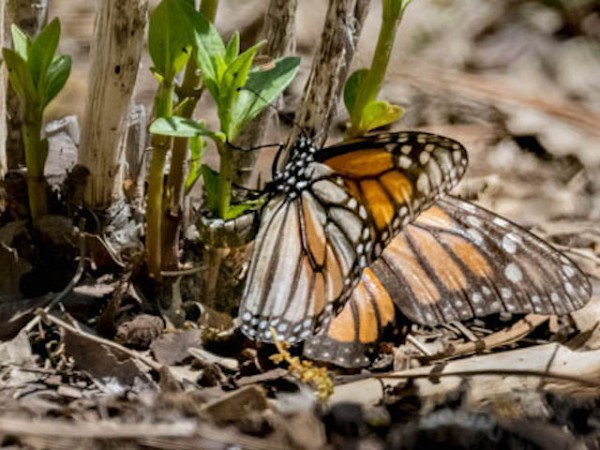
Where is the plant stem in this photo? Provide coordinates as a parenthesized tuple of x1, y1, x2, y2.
(22, 107, 47, 221)
(166, 60, 201, 215)
(161, 1, 219, 270)
(216, 140, 233, 219)
(162, 58, 202, 270)
(146, 79, 174, 278)
(349, 1, 404, 134)
(200, 0, 219, 21)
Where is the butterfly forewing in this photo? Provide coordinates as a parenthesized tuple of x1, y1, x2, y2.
(240, 163, 372, 343)
(372, 196, 592, 325)
(319, 132, 468, 254)
(239, 132, 469, 343)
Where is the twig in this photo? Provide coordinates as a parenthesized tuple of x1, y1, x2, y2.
(24, 233, 87, 333)
(405, 334, 432, 356)
(426, 314, 549, 362)
(451, 321, 478, 342)
(553, 244, 600, 266)
(37, 310, 163, 372)
(371, 368, 600, 389)
(161, 265, 204, 277)
(0, 417, 196, 438)
(288, 0, 371, 148)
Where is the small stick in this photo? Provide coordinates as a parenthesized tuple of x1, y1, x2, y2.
(427, 314, 549, 361)
(372, 368, 600, 389)
(161, 265, 204, 278)
(405, 334, 433, 357)
(451, 321, 478, 342)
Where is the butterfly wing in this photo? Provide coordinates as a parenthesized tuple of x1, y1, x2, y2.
(303, 195, 591, 368)
(372, 195, 592, 324)
(239, 132, 469, 343)
(319, 132, 469, 253)
(239, 163, 372, 344)
(303, 267, 395, 368)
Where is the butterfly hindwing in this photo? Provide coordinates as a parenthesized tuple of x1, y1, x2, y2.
(239, 132, 469, 343)
(303, 267, 395, 368)
(304, 196, 591, 368)
(372, 196, 592, 325)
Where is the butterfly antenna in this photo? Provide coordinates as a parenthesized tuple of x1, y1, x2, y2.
(238, 85, 309, 135)
(238, 86, 319, 175)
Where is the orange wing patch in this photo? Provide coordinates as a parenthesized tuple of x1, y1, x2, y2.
(406, 227, 468, 292)
(384, 234, 441, 305)
(325, 149, 394, 177)
(360, 179, 395, 231)
(304, 267, 396, 367)
(440, 234, 492, 279)
(380, 171, 413, 206)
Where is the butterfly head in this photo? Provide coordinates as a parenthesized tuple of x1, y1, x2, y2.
(271, 136, 319, 197)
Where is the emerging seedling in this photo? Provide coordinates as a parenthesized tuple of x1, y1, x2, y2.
(146, 0, 299, 277)
(2, 18, 72, 221)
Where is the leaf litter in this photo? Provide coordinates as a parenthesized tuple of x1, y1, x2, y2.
(1, 0, 600, 448)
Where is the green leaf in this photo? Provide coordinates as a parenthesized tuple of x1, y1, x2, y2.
(218, 42, 263, 139)
(200, 164, 219, 212)
(29, 18, 61, 86)
(360, 100, 405, 133)
(229, 56, 300, 139)
(2, 48, 35, 103)
(203, 77, 221, 107)
(150, 116, 214, 138)
(223, 41, 264, 95)
(148, 0, 195, 79)
(343, 68, 369, 116)
(185, 135, 207, 194)
(40, 55, 71, 109)
(224, 198, 265, 220)
(172, 96, 192, 116)
(192, 11, 226, 82)
(149, 67, 165, 84)
(10, 25, 30, 60)
(225, 31, 240, 65)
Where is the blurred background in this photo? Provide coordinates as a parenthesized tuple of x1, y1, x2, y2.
(45, 0, 600, 272)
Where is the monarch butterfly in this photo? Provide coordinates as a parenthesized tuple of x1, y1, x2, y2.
(238, 131, 591, 365)
(304, 196, 591, 367)
(239, 132, 468, 341)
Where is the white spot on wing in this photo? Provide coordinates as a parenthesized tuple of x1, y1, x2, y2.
(502, 233, 522, 254)
(493, 217, 509, 227)
(565, 282, 575, 295)
(505, 263, 523, 283)
(466, 216, 482, 227)
(467, 228, 484, 244)
(416, 173, 430, 194)
(562, 265, 576, 278)
(399, 155, 412, 169)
